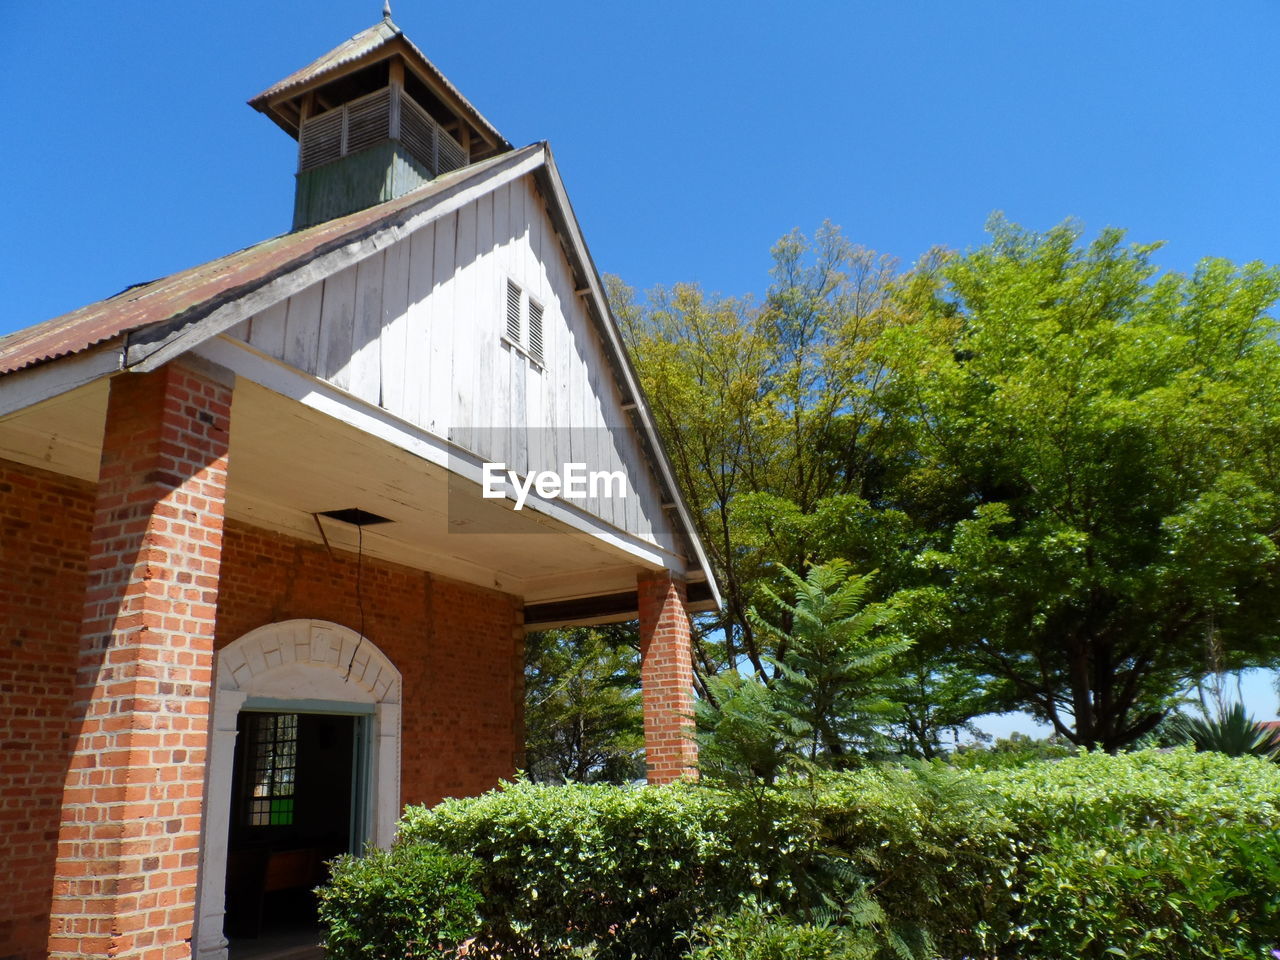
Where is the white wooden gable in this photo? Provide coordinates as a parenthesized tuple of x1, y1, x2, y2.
(225, 172, 671, 554)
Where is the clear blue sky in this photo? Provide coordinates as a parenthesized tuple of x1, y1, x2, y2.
(3, 2, 1278, 329)
(2, 3, 1276, 731)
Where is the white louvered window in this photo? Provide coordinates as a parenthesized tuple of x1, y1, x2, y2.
(502, 280, 545, 367)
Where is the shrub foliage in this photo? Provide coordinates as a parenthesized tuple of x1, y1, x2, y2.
(316, 843, 483, 959)
(321, 750, 1280, 959)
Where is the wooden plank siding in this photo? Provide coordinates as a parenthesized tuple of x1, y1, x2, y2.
(227, 174, 671, 549)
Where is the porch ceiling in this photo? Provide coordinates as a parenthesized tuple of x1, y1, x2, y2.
(226, 379, 652, 602)
(0, 376, 678, 608)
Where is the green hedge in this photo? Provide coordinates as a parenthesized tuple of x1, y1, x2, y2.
(685, 906, 882, 960)
(401, 780, 740, 958)
(398, 765, 1003, 958)
(316, 843, 483, 959)
(978, 749, 1280, 959)
(323, 749, 1280, 960)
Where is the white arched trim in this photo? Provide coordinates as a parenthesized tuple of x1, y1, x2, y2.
(195, 620, 403, 960)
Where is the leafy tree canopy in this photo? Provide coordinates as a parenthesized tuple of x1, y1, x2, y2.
(883, 217, 1280, 748)
(524, 626, 643, 783)
(618, 216, 1280, 752)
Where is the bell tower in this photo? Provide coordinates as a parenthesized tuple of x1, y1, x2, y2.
(250, 7, 511, 230)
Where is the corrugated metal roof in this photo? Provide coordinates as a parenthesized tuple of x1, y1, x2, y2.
(251, 20, 399, 105)
(0, 147, 536, 376)
(248, 17, 510, 151)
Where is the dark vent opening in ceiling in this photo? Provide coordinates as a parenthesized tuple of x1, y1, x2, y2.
(318, 508, 393, 526)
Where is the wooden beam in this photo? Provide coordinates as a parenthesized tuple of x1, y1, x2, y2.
(524, 579, 716, 627)
(524, 591, 638, 627)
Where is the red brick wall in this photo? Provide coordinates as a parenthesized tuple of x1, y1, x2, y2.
(0, 383, 524, 960)
(0, 460, 94, 960)
(213, 522, 524, 806)
(637, 572, 698, 783)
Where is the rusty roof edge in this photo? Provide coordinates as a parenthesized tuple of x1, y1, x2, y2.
(0, 330, 114, 375)
(0, 334, 126, 387)
(247, 20, 399, 108)
(124, 145, 544, 373)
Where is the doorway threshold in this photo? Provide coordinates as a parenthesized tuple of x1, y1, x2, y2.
(228, 925, 324, 960)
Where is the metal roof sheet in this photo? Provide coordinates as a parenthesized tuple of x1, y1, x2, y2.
(248, 17, 510, 151)
(0, 147, 536, 376)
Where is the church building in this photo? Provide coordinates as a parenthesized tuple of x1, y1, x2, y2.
(0, 13, 715, 960)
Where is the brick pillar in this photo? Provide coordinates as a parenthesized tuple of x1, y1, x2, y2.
(49, 364, 232, 960)
(636, 571, 698, 784)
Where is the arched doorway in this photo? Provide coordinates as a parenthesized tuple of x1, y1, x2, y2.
(195, 620, 402, 960)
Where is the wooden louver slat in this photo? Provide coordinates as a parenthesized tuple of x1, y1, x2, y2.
(528, 299, 544, 362)
(296, 87, 471, 177)
(399, 90, 469, 177)
(398, 91, 437, 173)
(345, 88, 391, 155)
(299, 109, 343, 171)
(437, 129, 468, 174)
(506, 280, 522, 342)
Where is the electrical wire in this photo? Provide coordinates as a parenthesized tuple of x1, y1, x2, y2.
(344, 523, 367, 682)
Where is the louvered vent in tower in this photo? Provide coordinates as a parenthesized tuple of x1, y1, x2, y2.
(399, 91, 469, 177)
(528, 299, 544, 362)
(437, 127, 467, 172)
(506, 280, 522, 341)
(299, 109, 343, 171)
(346, 88, 391, 153)
(297, 88, 393, 173)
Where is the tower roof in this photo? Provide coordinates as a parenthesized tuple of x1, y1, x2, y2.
(248, 17, 510, 158)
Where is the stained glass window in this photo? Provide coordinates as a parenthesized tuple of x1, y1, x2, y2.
(246, 713, 297, 826)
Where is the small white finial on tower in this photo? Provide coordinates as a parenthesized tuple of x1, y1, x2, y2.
(382, 0, 392, 19)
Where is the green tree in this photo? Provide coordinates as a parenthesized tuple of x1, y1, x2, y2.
(883, 217, 1280, 750)
(888, 656, 995, 759)
(614, 225, 908, 686)
(523, 626, 643, 783)
(751, 561, 907, 764)
(698, 560, 908, 778)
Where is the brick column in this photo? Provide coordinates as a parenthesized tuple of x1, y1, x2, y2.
(49, 364, 232, 960)
(636, 571, 698, 783)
